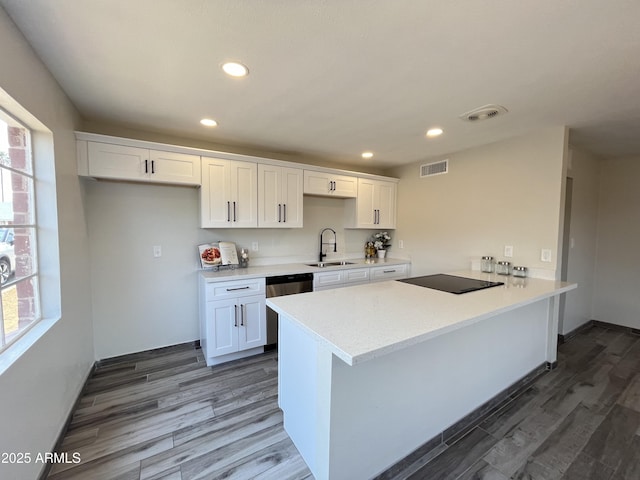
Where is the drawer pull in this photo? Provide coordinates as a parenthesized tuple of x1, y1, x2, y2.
(226, 286, 251, 291)
(383, 269, 397, 273)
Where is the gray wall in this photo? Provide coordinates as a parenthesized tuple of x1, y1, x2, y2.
(85, 179, 377, 359)
(561, 148, 601, 334)
(388, 127, 569, 279)
(592, 156, 640, 329)
(0, 8, 93, 480)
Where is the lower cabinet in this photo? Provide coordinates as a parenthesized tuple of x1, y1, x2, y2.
(313, 263, 409, 291)
(313, 268, 370, 291)
(200, 277, 266, 366)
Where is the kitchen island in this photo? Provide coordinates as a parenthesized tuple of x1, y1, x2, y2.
(266, 271, 576, 480)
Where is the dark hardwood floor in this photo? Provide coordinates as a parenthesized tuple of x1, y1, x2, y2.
(47, 324, 640, 479)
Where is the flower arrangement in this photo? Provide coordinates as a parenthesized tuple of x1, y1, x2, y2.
(371, 231, 391, 251)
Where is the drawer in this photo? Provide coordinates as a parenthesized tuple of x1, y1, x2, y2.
(205, 277, 266, 300)
(370, 264, 409, 282)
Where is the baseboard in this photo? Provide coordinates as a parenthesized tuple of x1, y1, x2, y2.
(37, 360, 97, 480)
(559, 319, 640, 344)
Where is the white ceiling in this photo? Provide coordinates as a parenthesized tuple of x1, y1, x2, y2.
(2, 0, 639, 169)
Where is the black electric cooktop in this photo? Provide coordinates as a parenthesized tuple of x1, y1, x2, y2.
(397, 274, 504, 294)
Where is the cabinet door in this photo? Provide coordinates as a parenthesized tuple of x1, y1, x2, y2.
(375, 181, 396, 229)
(354, 179, 376, 228)
(303, 170, 357, 198)
(280, 167, 303, 227)
(238, 294, 266, 350)
(257, 164, 282, 227)
(230, 160, 258, 228)
(304, 170, 333, 196)
(344, 268, 370, 285)
(313, 271, 344, 290)
(87, 142, 149, 181)
(149, 150, 201, 185)
(206, 298, 239, 357)
(201, 157, 232, 228)
(331, 174, 358, 198)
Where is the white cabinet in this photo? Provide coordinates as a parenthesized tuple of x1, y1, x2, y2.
(86, 142, 201, 185)
(304, 170, 358, 198)
(201, 157, 258, 228)
(369, 263, 409, 282)
(345, 178, 397, 229)
(313, 268, 370, 291)
(258, 165, 304, 228)
(200, 277, 266, 366)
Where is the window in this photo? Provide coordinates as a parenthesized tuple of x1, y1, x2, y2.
(0, 111, 40, 353)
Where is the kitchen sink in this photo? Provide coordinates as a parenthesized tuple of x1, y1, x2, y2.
(306, 261, 355, 268)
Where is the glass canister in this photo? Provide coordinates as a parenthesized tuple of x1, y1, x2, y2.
(496, 261, 512, 275)
(239, 248, 249, 268)
(481, 256, 494, 273)
(512, 266, 528, 278)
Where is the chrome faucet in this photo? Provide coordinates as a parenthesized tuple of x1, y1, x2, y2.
(319, 228, 337, 262)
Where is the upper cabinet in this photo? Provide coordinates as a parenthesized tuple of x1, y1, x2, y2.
(201, 157, 258, 228)
(84, 142, 201, 185)
(303, 170, 358, 198)
(76, 133, 399, 231)
(258, 165, 303, 228)
(345, 178, 397, 229)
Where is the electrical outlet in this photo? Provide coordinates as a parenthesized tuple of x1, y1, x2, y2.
(153, 245, 162, 258)
(399, 240, 404, 249)
(541, 249, 552, 262)
(504, 245, 513, 258)
(251, 242, 259, 251)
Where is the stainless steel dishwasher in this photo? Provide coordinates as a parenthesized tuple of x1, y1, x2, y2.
(265, 273, 313, 348)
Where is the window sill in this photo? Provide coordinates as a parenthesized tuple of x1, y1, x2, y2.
(0, 316, 60, 377)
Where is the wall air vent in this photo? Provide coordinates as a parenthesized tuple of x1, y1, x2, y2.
(420, 159, 448, 177)
(459, 104, 508, 122)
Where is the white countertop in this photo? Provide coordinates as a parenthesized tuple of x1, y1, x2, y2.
(199, 257, 410, 282)
(267, 270, 577, 366)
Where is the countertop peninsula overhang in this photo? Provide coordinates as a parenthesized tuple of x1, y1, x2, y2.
(267, 270, 577, 366)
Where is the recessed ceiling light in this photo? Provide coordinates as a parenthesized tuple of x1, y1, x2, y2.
(222, 62, 249, 77)
(426, 128, 443, 138)
(362, 152, 374, 159)
(200, 118, 218, 127)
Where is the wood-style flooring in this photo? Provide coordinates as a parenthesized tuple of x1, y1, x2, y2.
(47, 324, 640, 479)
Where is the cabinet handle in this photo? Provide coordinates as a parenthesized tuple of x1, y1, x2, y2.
(226, 286, 251, 291)
(383, 269, 397, 273)
(227, 201, 231, 222)
(233, 201, 237, 222)
(332, 180, 336, 191)
(144, 159, 149, 174)
(151, 160, 155, 174)
(240, 304, 245, 326)
(278, 204, 282, 223)
(234, 305, 238, 327)
(283, 203, 287, 223)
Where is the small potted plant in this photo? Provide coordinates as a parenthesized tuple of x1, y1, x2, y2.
(372, 231, 391, 259)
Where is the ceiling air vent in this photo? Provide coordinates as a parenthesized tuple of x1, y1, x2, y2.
(420, 159, 448, 178)
(459, 104, 508, 122)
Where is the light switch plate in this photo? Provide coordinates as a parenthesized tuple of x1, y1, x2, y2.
(153, 245, 162, 258)
(504, 245, 513, 257)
